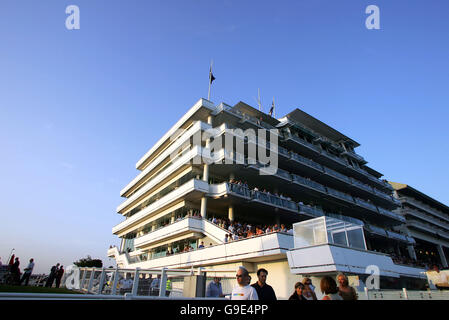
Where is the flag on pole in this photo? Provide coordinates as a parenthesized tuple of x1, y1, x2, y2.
(269, 99, 274, 117)
(209, 66, 216, 84)
(208, 61, 215, 100)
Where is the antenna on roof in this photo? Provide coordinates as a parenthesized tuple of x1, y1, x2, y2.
(257, 88, 262, 112)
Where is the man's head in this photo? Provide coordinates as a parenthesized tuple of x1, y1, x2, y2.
(236, 266, 249, 286)
(56, 263, 60, 267)
(257, 268, 268, 286)
(30, 258, 34, 263)
(213, 277, 221, 284)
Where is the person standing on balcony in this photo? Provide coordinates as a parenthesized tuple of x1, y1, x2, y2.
(231, 266, 258, 300)
(251, 268, 277, 301)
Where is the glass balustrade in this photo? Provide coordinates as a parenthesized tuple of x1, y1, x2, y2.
(298, 204, 324, 217)
(292, 174, 327, 192)
(326, 187, 354, 202)
(351, 178, 374, 192)
(323, 167, 351, 183)
(355, 198, 377, 211)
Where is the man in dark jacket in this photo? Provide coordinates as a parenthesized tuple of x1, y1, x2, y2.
(45, 263, 60, 287)
(55, 265, 64, 288)
(251, 268, 277, 301)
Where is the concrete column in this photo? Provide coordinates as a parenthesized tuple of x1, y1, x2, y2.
(407, 245, 417, 261)
(200, 197, 207, 219)
(171, 215, 175, 223)
(437, 244, 448, 268)
(152, 225, 156, 231)
(200, 115, 213, 220)
(228, 205, 234, 222)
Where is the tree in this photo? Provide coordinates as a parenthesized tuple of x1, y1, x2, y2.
(73, 255, 103, 268)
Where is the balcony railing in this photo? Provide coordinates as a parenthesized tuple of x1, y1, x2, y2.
(355, 198, 378, 212)
(326, 187, 355, 203)
(290, 152, 323, 171)
(373, 188, 394, 201)
(377, 206, 406, 222)
(251, 190, 298, 212)
(298, 204, 324, 217)
(320, 149, 348, 167)
(323, 166, 351, 183)
(292, 174, 327, 193)
(342, 150, 365, 163)
(228, 183, 252, 198)
(283, 132, 321, 152)
(403, 209, 449, 231)
(402, 196, 449, 223)
(351, 178, 374, 193)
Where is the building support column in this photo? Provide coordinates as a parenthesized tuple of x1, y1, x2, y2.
(228, 205, 234, 222)
(407, 245, 417, 261)
(437, 244, 448, 268)
(200, 115, 213, 220)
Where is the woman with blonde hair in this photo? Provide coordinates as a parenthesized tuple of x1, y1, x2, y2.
(301, 277, 317, 300)
(337, 273, 358, 300)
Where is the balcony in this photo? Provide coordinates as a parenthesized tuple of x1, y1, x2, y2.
(354, 198, 378, 212)
(134, 217, 229, 250)
(323, 166, 351, 184)
(403, 208, 449, 232)
(377, 206, 405, 222)
(341, 151, 366, 164)
(319, 149, 349, 167)
(298, 203, 325, 217)
(326, 187, 355, 203)
(227, 183, 252, 199)
(373, 188, 394, 202)
(407, 220, 440, 235)
(290, 152, 324, 172)
(110, 232, 294, 269)
(251, 190, 298, 212)
(112, 179, 209, 235)
(350, 177, 374, 193)
(283, 132, 321, 153)
(292, 174, 327, 193)
(402, 197, 449, 223)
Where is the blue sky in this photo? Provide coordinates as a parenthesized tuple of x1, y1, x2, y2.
(0, 0, 448, 274)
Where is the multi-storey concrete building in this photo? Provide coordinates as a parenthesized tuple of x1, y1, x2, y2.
(389, 181, 449, 269)
(108, 98, 427, 298)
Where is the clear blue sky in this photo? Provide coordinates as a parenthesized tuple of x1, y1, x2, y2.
(1, 0, 448, 274)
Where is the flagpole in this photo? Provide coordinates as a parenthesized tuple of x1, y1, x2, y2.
(208, 60, 213, 100)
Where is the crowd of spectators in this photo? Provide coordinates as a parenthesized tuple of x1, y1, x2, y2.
(229, 179, 293, 201)
(208, 216, 292, 242)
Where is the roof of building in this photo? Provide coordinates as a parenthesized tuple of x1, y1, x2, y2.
(388, 181, 449, 215)
(282, 108, 361, 147)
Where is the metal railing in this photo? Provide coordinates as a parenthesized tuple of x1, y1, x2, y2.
(362, 288, 449, 300)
